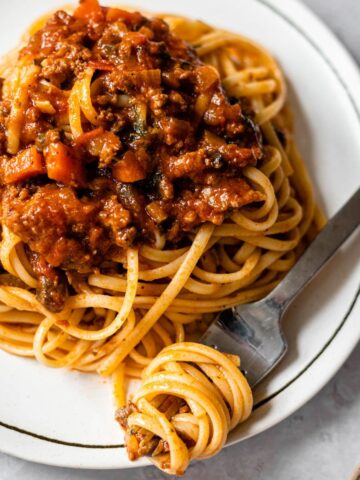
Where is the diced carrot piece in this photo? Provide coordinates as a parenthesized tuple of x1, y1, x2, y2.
(3, 146, 45, 184)
(106, 8, 143, 24)
(112, 150, 146, 183)
(87, 61, 115, 72)
(74, 0, 104, 22)
(125, 32, 148, 47)
(196, 65, 219, 91)
(72, 127, 104, 147)
(45, 142, 85, 186)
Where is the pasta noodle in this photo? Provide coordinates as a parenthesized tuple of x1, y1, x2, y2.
(115, 343, 252, 475)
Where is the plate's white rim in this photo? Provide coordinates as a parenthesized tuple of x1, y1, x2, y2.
(0, 0, 359, 469)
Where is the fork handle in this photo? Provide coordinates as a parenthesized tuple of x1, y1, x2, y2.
(267, 187, 360, 312)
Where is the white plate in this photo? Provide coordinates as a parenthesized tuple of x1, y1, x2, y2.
(0, 0, 359, 470)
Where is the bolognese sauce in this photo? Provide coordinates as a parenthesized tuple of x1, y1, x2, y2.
(0, 0, 264, 311)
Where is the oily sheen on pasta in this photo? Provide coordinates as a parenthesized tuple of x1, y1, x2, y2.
(0, 0, 325, 474)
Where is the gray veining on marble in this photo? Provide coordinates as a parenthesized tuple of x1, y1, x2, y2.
(1, 1, 360, 479)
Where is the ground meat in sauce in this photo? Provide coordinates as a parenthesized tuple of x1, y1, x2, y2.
(0, 0, 264, 310)
(115, 398, 190, 461)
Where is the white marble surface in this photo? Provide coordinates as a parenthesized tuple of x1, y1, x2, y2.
(1, 1, 360, 479)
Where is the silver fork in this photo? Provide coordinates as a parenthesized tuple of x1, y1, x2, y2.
(201, 187, 360, 387)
